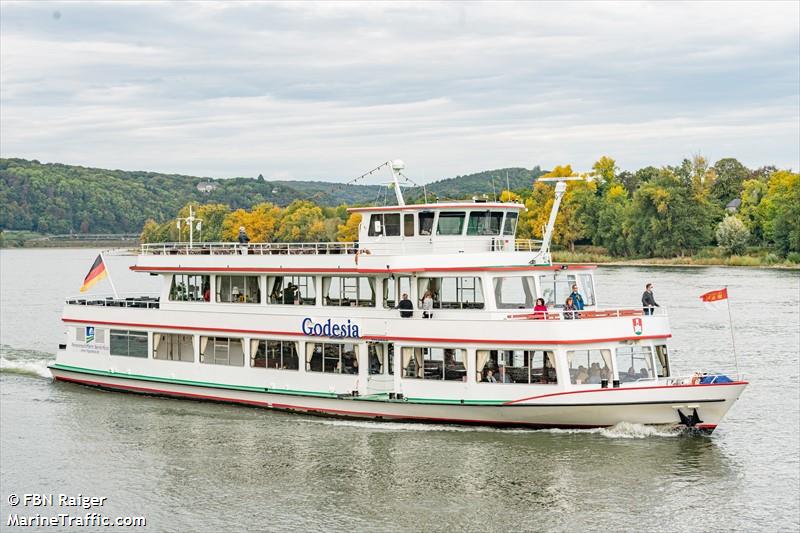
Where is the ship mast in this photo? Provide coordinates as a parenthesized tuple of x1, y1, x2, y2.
(537, 176, 583, 257)
(389, 160, 406, 206)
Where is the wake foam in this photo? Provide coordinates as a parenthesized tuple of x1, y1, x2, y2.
(0, 346, 53, 379)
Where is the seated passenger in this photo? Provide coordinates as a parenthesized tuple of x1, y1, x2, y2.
(639, 367, 650, 379)
(575, 365, 589, 383)
(586, 367, 602, 384)
(533, 298, 548, 319)
(626, 366, 637, 382)
(497, 365, 514, 383)
(485, 369, 497, 383)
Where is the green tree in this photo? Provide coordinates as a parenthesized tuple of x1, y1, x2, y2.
(595, 184, 630, 255)
(716, 215, 750, 255)
(760, 170, 800, 255)
(274, 200, 328, 242)
(711, 158, 750, 206)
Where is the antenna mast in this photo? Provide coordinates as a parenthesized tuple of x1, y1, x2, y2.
(537, 176, 583, 257)
(389, 160, 406, 206)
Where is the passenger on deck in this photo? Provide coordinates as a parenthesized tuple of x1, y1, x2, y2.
(203, 283, 210, 302)
(421, 290, 434, 319)
(283, 283, 297, 304)
(485, 369, 497, 383)
(626, 366, 637, 381)
(238, 226, 250, 255)
(398, 293, 414, 318)
(563, 297, 579, 319)
(639, 367, 650, 379)
(642, 283, 659, 316)
(533, 298, 548, 319)
(569, 284, 585, 310)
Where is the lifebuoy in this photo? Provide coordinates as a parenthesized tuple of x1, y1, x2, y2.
(354, 249, 371, 265)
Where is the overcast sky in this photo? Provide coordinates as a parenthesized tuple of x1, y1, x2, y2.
(1, 1, 798, 182)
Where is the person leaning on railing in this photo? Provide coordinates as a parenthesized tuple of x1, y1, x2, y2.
(641, 283, 659, 316)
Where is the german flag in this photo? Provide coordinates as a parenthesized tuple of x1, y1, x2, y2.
(80, 254, 107, 292)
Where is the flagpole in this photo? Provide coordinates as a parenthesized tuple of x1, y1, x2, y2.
(101, 251, 120, 300)
(725, 285, 740, 378)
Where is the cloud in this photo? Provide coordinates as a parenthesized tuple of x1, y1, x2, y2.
(1, 1, 798, 181)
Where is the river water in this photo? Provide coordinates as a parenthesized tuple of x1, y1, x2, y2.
(1, 249, 798, 532)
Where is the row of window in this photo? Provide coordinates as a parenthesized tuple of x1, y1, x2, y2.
(101, 328, 668, 383)
(367, 211, 518, 238)
(169, 273, 597, 309)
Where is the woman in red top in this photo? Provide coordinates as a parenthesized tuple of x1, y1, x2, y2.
(533, 298, 547, 320)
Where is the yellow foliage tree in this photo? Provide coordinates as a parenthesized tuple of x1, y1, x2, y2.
(274, 200, 328, 242)
(221, 202, 282, 242)
(500, 190, 521, 203)
(541, 164, 576, 178)
(337, 213, 362, 242)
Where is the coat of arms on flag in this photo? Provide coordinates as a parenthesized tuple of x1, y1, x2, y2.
(632, 317, 643, 335)
(700, 288, 729, 310)
(85, 326, 95, 344)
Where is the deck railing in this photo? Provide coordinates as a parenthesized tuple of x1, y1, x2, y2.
(140, 238, 544, 256)
(505, 306, 667, 321)
(66, 294, 160, 309)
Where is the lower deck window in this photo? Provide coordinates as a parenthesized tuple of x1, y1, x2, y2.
(568, 349, 612, 384)
(655, 345, 670, 377)
(251, 340, 299, 370)
(401, 347, 466, 381)
(616, 346, 655, 382)
(153, 333, 193, 362)
(200, 336, 244, 366)
(110, 329, 147, 358)
(368, 342, 394, 375)
(476, 350, 557, 384)
(306, 342, 358, 374)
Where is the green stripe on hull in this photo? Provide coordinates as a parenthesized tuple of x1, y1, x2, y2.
(48, 363, 507, 405)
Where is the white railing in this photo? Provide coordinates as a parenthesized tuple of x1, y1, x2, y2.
(140, 238, 544, 256)
(505, 306, 668, 321)
(66, 293, 160, 309)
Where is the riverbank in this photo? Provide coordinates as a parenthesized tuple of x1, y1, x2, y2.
(552, 249, 800, 268)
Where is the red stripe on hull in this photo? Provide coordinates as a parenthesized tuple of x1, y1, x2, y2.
(61, 318, 670, 345)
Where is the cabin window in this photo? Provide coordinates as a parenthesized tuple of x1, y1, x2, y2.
(502, 212, 518, 236)
(368, 342, 394, 375)
(169, 274, 210, 302)
(216, 275, 261, 304)
(251, 340, 299, 370)
(436, 212, 466, 235)
(578, 274, 596, 306)
(368, 213, 401, 237)
(467, 211, 503, 236)
(200, 336, 244, 366)
(110, 329, 148, 358)
(403, 213, 415, 236)
(401, 347, 467, 381)
(476, 350, 557, 384)
(152, 333, 193, 362)
(567, 349, 613, 384)
(383, 276, 412, 308)
(493, 276, 536, 309)
(418, 212, 435, 236)
(267, 276, 316, 305)
(538, 274, 576, 308)
(655, 345, 670, 377)
(306, 342, 358, 374)
(323, 277, 375, 307)
(616, 346, 655, 382)
(419, 277, 484, 309)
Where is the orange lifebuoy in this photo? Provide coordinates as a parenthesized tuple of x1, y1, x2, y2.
(354, 249, 371, 265)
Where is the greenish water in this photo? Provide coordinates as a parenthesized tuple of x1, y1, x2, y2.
(1, 249, 798, 532)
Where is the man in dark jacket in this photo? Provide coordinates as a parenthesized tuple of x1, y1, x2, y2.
(238, 226, 250, 255)
(642, 283, 659, 315)
(398, 293, 414, 318)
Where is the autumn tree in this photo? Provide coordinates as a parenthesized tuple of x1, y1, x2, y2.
(274, 200, 328, 242)
(337, 213, 362, 242)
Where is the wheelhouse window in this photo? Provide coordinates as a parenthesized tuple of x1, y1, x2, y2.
(617, 346, 655, 382)
(655, 345, 670, 377)
(436, 212, 466, 236)
(467, 211, 503, 236)
(368, 342, 394, 375)
(110, 329, 148, 358)
(538, 274, 576, 308)
(383, 276, 412, 308)
(170, 274, 210, 302)
(368, 213, 401, 237)
(493, 276, 536, 309)
(578, 273, 596, 306)
(403, 213, 415, 236)
(306, 342, 358, 374)
(251, 340, 299, 370)
(502, 212, 518, 236)
(401, 347, 466, 381)
(323, 277, 375, 307)
(153, 333, 193, 362)
(419, 277, 484, 309)
(476, 350, 557, 384)
(267, 276, 316, 305)
(216, 275, 261, 304)
(568, 349, 612, 384)
(200, 336, 244, 366)
(418, 211, 435, 236)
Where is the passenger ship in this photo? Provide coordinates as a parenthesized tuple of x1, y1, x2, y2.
(50, 161, 747, 433)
